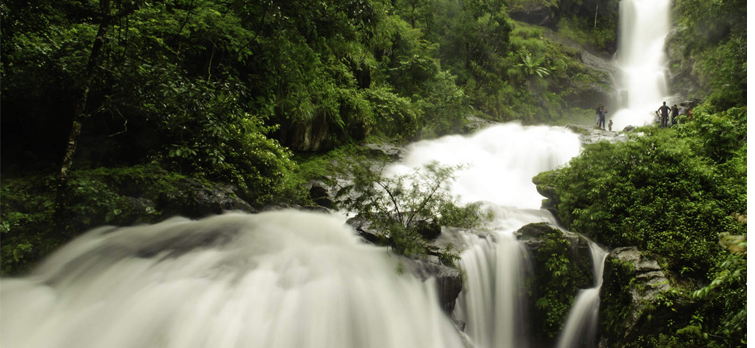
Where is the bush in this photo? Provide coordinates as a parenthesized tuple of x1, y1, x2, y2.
(552, 125, 745, 276)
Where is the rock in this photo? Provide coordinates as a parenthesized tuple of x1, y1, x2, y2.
(622, 125, 635, 132)
(308, 181, 336, 209)
(599, 247, 675, 345)
(463, 116, 497, 133)
(400, 256, 463, 315)
(509, 5, 556, 28)
(563, 123, 629, 145)
(158, 179, 255, 219)
(346, 216, 386, 245)
(363, 143, 404, 160)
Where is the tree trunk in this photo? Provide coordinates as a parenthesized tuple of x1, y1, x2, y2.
(594, 0, 599, 28)
(55, 0, 113, 214)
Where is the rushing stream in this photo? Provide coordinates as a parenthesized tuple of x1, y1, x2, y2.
(1, 212, 465, 348)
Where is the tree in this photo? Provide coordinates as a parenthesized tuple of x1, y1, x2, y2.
(55, 0, 142, 215)
(339, 160, 486, 258)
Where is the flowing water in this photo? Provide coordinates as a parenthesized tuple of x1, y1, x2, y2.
(1, 212, 465, 348)
(1, 123, 585, 348)
(388, 123, 584, 348)
(555, 242, 609, 348)
(611, 0, 673, 130)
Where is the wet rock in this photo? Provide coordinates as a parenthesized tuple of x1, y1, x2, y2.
(308, 180, 336, 209)
(463, 116, 497, 134)
(363, 143, 404, 160)
(564, 123, 629, 145)
(346, 218, 465, 315)
(158, 179, 255, 219)
(261, 203, 331, 214)
(599, 247, 674, 345)
(401, 256, 463, 315)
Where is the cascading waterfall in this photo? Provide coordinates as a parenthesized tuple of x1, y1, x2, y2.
(454, 233, 532, 348)
(387, 123, 583, 348)
(611, 0, 673, 130)
(0, 211, 465, 348)
(555, 241, 609, 348)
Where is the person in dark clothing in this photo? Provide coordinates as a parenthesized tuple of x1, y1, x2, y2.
(671, 104, 679, 125)
(595, 105, 601, 127)
(657, 101, 670, 127)
(599, 106, 607, 129)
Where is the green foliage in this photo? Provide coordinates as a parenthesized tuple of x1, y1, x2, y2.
(551, 121, 745, 276)
(541, 100, 746, 347)
(516, 49, 550, 78)
(674, 0, 747, 111)
(339, 160, 486, 260)
(556, 14, 617, 52)
(0, 165, 179, 275)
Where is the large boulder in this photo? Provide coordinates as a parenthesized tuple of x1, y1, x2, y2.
(598, 247, 678, 347)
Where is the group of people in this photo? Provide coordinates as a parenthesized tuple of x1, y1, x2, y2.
(592, 101, 693, 131)
(595, 105, 613, 131)
(656, 101, 690, 127)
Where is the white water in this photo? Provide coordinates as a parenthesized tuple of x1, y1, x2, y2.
(388, 123, 583, 348)
(555, 242, 609, 348)
(454, 233, 532, 348)
(1, 212, 465, 348)
(611, 0, 673, 130)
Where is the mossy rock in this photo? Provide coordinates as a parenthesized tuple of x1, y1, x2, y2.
(514, 222, 594, 345)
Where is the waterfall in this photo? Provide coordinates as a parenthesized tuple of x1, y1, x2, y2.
(611, 0, 673, 130)
(0, 211, 465, 348)
(454, 232, 532, 348)
(387, 123, 583, 348)
(555, 242, 609, 348)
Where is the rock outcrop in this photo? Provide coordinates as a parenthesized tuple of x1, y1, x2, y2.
(564, 123, 630, 145)
(598, 247, 676, 346)
(514, 222, 595, 344)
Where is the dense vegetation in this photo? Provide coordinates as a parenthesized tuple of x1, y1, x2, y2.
(1, 0, 617, 275)
(533, 0, 746, 345)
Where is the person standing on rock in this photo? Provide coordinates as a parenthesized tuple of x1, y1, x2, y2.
(657, 101, 671, 128)
(608, 119, 613, 131)
(595, 105, 601, 128)
(599, 106, 607, 130)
